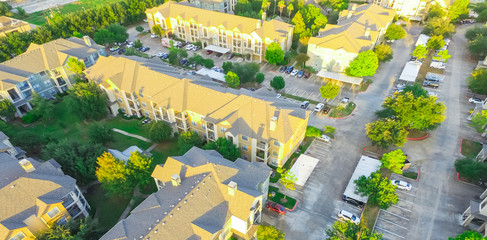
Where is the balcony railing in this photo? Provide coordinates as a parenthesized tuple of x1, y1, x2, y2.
(257, 142, 268, 150)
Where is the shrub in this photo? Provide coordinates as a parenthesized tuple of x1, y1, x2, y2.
(305, 126, 322, 137)
(21, 112, 40, 124)
(135, 26, 144, 32)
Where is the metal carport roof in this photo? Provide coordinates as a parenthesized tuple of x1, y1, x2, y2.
(204, 45, 231, 54)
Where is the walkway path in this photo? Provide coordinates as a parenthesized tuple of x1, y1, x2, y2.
(112, 128, 151, 142)
(118, 188, 150, 221)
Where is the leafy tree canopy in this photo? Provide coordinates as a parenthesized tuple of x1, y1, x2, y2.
(305, 126, 322, 137)
(354, 170, 398, 209)
(96, 152, 133, 196)
(470, 110, 487, 133)
(366, 119, 408, 149)
(0, 2, 12, 16)
(423, 17, 455, 38)
(427, 3, 446, 19)
(455, 157, 487, 183)
(202, 137, 241, 161)
(433, 49, 451, 63)
(270, 76, 285, 90)
(66, 58, 86, 75)
(426, 35, 446, 50)
(346, 50, 379, 77)
(148, 120, 173, 142)
(465, 26, 487, 41)
(449, 230, 486, 240)
(178, 131, 203, 154)
(401, 83, 428, 98)
(0, 99, 15, 120)
(257, 225, 285, 240)
(225, 71, 240, 88)
(385, 24, 406, 40)
(448, 0, 469, 21)
(469, 69, 487, 95)
(281, 169, 297, 190)
(36, 217, 102, 240)
(468, 36, 487, 57)
(381, 149, 406, 174)
(325, 221, 383, 240)
(65, 82, 107, 120)
(256, 72, 265, 84)
(412, 45, 428, 59)
(320, 84, 340, 100)
(374, 44, 393, 62)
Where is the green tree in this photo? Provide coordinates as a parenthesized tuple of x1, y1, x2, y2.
(455, 157, 487, 182)
(434, 49, 451, 62)
(152, 25, 164, 36)
(178, 130, 203, 154)
(477, 9, 487, 23)
(320, 84, 339, 101)
(427, 3, 446, 19)
(30, 92, 54, 121)
(278, 0, 286, 16)
(203, 58, 214, 68)
(96, 152, 133, 196)
(36, 217, 102, 240)
(94, 29, 113, 45)
(135, 26, 144, 32)
(65, 82, 108, 120)
(66, 57, 86, 75)
(127, 151, 153, 187)
(474, 3, 487, 14)
(470, 110, 487, 133)
(354, 170, 398, 209)
(257, 225, 285, 240)
(88, 122, 114, 145)
(449, 230, 486, 240)
(468, 36, 487, 57)
(202, 137, 241, 161)
(16, 7, 27, 18)
(222, 61, 233, 74)
(0, 2, 12, 16)
(292, 12, 306, 35)
(385, 24, 406, 40)
(107, 23, 129, 43)
(305, 126, 322, 137)
(412, 45, 428, 59)
(225, 71, 240, 88)
(426, 35, 446, 50)
(346, 50, 379, 77)
(381, 149, 406, 174)
(229, 62, 260, 83)
(423, 17, 455, 38)
(366, 119, 408, 149)
(265, 42, 284, 65)
(270, 76, 285, 90)
(326, 221, 383, 240)
(280, 169, 297, 190)
(256, 72, 265, 84)
(374, 44, 393, 62)
(465, 26, 487, 41)
(134, 39, 143, 48)
(401, 83, 428, 98)
(43, 139, 105, 184)
(287, 3, 294, 18)
(0, 99, 16, 120)
(148, 121, 172, 142)
(448, 0, 469, 21)
(295, 53, 310, 68)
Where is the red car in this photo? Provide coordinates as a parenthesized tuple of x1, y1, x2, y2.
(266, 202, 286, 215)
(206, 50, 213, 55)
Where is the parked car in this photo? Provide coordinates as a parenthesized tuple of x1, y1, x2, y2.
(318, 134, 331, 142)
(227, 53, 234, 60)
(140, 46, 150, 52)
(322, 105, 331, 114)
(126, 41, 134, 48)
(206, 50, 213, 55)
(109, 46, 120, 52)
(173, 41, 182, 48)
(391, 180, 412, 191)
(151, 34, 158, 39)
(276, 93, 282, 98)
(142, 118, 152, 124)
(279, 66, 287, 72)
(191, 45, 200, 51)
(300, 101, 309, 109)
(143, 19, 148, 22)
(304, 72, 311, 78)
(338, 210, 360, 225)
(314, 103, 325, 112)
(180, 58, 189, 65)
(188, 70, 196, 75)
(267, 202, 286, 215)
(297, 70, 304, 78)
(157, 52, 164, 58)
(469, 98, 484, 104)
(286, 66, 294, 74)
(427, 91, 438, 97)
(340, 97, 350, 103)
(423, 81, 439, 89)
(216, 52, 223, 57)
(291, 69, 299, 76)
(161, 53, 169, 59)
(118, 49, 125, 54)
(186, 44, 194, 51)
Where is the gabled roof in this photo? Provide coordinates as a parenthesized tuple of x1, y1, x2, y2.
(146, 1, 293, 41)
(0, 37, 102, 90)
(0, 16, 30, 34)
(85, 56, 309, 143)
(102, 147, 271, 240)
(339, 4, 395, 30)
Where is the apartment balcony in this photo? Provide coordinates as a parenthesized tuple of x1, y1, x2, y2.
(176, 120, 185, 129)
(256, 149, 267, 162)
(257, 141, 269, 150)
(206, 122, 214, 131)
(67, 204, 82, 218)
(62, 196, 75, 209)
(208, 132, 215, 141)
(18, 83, 30, 91)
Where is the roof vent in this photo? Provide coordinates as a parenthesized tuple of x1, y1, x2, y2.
(19, 159, 35, 173)
(171, 174, 181, 187)
(228, 181, 237, 196)
(270, 116, 278, 131)
(364, 28, 370, 38)
(83, 36, 92, 47)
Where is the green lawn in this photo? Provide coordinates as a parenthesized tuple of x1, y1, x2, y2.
(329, 102, 356, 118)
(108, 132, 153, 151)
(362, 202, 379, 230)
(85, 184, 131, 232)
(268, 186, 297, 210)
(280, 93, 320, 105)
(104, 117, 150, 138)
(403, 171, 418, 180)
(150, 139, 179, 166)
(16, 0, 125, 25)
(461, 139, 483, 157)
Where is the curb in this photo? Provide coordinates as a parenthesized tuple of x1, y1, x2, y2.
(406, 132, 429, 140)
(460, 138, 463, 155)
(414, 170, 420, 181)
(358, 83, 370, 93)
(328, 104, 357, 120)
(456, 172, 481, 187)
(288, 200, 299, 211)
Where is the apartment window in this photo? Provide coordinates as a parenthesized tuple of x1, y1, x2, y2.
(220, 127, 227, 133)
(145, 111, 150, 117)
(241, 135, 248, 141)
(39, 71, 47, 76)
(142, 102, 147, 107)
(57, 217, 67, 225)
(44, 80, 52, 86)
(9, 232, 26, 240)
(192, 121, 197, 126)
(47, 207, 61, 218)
(273, 141, 280, 147)
(242, 155, 248, 160)
(118, 98, 122, 103)
(121, 107, 126, 112)
(241, 145, 249, 151)
(139, 92, 144, 98)
(271, 158, 278, 166)
(273, 151, 278, 157)
(114, 89, 119, 93)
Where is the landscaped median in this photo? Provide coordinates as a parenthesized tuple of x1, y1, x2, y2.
(268, 186, 297, 210)
(328, 102, 356, 119)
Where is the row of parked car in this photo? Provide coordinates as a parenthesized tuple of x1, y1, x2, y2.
(278, 65, 311, 78)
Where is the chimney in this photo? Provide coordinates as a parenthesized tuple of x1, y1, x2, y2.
(262, 12, 267, 23)
(347, 4, 357, 19)
(352, 4, 357, 10)
(347, 11, 353, 19)
(270, 116, 277, 131)
(256, 20, 261, 29)
(19, 159, 35, 173)
(171, 174, 181, 187)
(83, 36, 92, 47)
(364, 28, 370, 37)
(228, 181, 237, 196)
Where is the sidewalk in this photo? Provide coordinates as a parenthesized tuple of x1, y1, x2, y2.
(112, 128, 151, 142)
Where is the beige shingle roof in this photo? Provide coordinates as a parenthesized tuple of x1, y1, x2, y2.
(146, 1, 293, 41)
(85, 56, 308, 143)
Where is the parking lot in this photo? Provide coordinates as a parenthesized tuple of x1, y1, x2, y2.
(374, 173, 418, 240)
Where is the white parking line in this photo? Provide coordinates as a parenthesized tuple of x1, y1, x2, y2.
(375, 226, 406, 239)
(391, 204, 412, 212)
(377, 217, 408, 229)
(380, 209, 410, 221)
(397, 197, 415, 205)
(399, 191, 416, 197)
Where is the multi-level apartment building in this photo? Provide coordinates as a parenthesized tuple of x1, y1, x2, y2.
(146, 2, 293, 62)
(0, 137, 90, 239)
(187, 0, 236, 13)
(0, 36, 106, 116)
(0, 131, 26, 160)
(307, 4, 395, 78)
(85, 56, 309, 167)
(101, 147, 271, 240)
(0, 16, 31, 37)
(462, 188, 487, 236)
(373, 0, 448, 19)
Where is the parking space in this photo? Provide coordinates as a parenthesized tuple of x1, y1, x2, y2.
(374, 174, 417, 240)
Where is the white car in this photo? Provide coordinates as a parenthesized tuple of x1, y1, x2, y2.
(391, 180, 412, 191)
(290, 69, 299, 76)
(186, 44, 194, 51)
(151, 34, 157, 38)
(314, 103, 325, 112)
(338, 210, 360, 225)
(318, 134, 331, 142)
(156, 52, 164, 58)
(469, 98, 484, 104)
(276, 93, 281, 98)
(126, 41, 134, 48)
(428, 91, 437, 97)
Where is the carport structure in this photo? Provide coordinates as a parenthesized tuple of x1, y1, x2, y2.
(288, 154, 320, 186)
(317, 70, 363, 86)
(342, 155, 382, 207)
(204, 45, 231, 54)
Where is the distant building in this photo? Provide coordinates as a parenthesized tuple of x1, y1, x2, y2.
(462, 188, 487, 237)
(187, 0, 236, 13)
(107, 146, 143, 164)
(373, 0, 449, 19)
(0, 16, 31, 37)
(0, 36, 106, 117)
(101, 147, 271, 240)
(0, 132, 89, 240)
(146, 2, 293, 62)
